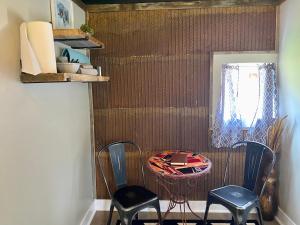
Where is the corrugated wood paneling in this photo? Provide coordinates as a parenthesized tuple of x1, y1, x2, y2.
(89, 6, 276, 199)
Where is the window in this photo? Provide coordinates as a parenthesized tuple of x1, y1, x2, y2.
(210, 52, 278, 148)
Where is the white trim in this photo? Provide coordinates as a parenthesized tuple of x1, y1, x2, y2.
(80, 201, 96, 225)
(275, 207, 297, 225)
(94, 199, 252, 214)
(80, 200, 298, 225)
(82, 199, 258, 225)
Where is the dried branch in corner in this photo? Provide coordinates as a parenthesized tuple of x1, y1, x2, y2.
(266, 115, 288, 153)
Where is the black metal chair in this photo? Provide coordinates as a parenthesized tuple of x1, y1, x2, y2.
(97, 141, 163, 225)
(203, 141, 276, 225)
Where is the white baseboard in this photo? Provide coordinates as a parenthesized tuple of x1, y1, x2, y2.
(80, 201, 96, 225)
(81, 200, 297, 225)
(82, 199, 258, 225)
(275, 207, 296, 225)
(94, 199, 230, 213)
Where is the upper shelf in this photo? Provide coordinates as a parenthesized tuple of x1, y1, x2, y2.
(53, 29, 105, 49)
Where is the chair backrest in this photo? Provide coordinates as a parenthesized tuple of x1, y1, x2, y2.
(108, 142, 128, 189)
(224, 141, 275, 196)
(97, 141, 145, 198)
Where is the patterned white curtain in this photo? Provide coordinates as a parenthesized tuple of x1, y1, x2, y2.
(212, 63, 278, 148)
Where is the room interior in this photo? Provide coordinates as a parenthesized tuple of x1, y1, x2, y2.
(0, 0, 299, 225)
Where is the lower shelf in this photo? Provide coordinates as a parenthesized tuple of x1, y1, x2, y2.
(20, 73, 110, 83)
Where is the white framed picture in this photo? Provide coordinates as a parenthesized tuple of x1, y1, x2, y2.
(50, 0, 74, 29)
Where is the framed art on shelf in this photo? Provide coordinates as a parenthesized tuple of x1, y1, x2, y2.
(50, 0, 74, 29)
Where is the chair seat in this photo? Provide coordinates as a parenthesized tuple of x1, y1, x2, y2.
(113, 185, 158, 209)
(210, 185, 258, 209)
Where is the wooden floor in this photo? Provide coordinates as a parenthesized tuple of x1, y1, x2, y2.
(91, 211, 279, 225)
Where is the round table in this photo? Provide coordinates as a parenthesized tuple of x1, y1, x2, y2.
(147, 150, 212, 223)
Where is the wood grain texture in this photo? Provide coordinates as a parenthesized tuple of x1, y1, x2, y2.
(86, 0, 281, 12)
(20, 73, 110, 83)
(89, 6, 276, 199)
(53, 29, 105, 49)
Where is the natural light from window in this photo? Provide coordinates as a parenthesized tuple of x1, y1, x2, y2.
(223, 63, 265, 127)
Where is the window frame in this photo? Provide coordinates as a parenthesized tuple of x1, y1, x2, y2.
(209, 51, 278, 129)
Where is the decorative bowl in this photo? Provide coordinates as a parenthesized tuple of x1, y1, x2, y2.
(57, 63, 80, 73)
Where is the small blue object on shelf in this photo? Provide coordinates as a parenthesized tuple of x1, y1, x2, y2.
(61, 48, 90, 64)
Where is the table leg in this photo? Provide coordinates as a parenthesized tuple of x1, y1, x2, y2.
(163, 199, 176, 220)
(155, 176, 202, 222)
(183, 201, 187, 225)
(163, 198, 202, 224)
(186, 201, 202, 220)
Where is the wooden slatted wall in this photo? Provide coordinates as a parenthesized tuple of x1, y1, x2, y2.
(89, 6, 276, 199)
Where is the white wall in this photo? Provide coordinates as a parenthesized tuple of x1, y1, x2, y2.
(0, 1, 94, 225)
(278, 0, 300, 224)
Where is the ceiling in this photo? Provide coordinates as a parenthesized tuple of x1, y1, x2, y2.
(82, 0, 279, 5)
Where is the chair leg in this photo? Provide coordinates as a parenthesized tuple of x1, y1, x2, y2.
(232, 214, 240, 225)
(203, 200, 211, 225)
(241, 214, 247, 225)
(120, 214, 133, 225)
(107, 203, 114, 225)
(230, 216, 234, 225)
(154, 200, 163, 225)
(232, 212, 247, 225)
(256, 205, 264, 225)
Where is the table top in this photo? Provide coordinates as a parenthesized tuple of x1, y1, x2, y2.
(147, 150, 212, 179)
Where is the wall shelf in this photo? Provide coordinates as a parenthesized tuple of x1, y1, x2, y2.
(53, 29, 104, 49)
(21, 72, 110, 83)
(20, 29, 108, 83)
